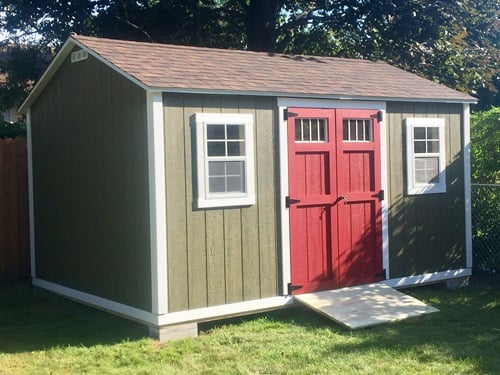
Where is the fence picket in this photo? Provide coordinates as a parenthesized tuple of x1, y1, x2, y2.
(0, 137, 29, 280)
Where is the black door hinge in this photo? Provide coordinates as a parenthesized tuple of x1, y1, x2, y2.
(375, 269, 387, 279)
(287, 283, 302, 295)
(286, 196, 301, 208)
(377, 110, 383, 122)
(372, 189, 384, 201)
(284, 108, 298, 120)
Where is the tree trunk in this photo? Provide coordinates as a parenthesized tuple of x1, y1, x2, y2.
(246, 0, 279, 52)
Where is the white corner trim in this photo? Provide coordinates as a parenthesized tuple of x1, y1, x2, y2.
(278, 105, 291, 295)
(383, 268, 472, 288)
(379, 109, 390, 278)
(147, 91, 168, 315)
(463, 103, 473, 268)
(26, 109, 36, 278)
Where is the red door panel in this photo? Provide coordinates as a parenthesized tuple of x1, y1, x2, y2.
(288, 107, 383, 294)
(336, 109, 383, 287)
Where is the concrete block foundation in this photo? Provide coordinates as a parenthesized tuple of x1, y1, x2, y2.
(149, 322, 198, 342)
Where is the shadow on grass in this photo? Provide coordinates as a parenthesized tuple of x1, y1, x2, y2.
(0, 281, 149, 353)
(201, 275, 500, 374)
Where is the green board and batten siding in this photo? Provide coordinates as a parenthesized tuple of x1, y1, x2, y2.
(30, 50, 152, 310)
(386, 102, 466, 278)
(163, 94, 279, 312)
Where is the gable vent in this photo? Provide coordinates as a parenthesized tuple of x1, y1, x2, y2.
(71, 49, 88, 63)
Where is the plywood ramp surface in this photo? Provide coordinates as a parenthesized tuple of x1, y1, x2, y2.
(294, 283, 438, 329)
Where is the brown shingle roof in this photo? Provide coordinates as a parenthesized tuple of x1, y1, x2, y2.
(72, 35, 475, 103)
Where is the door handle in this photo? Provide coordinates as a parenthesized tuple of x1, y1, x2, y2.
(337, 195, 348, 203)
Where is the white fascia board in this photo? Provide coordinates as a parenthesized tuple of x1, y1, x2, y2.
(383, 268, 472, 288)
(463, 103, 473, 268)
(26, 109, 36, 278)
(157, 89, 476, 105)
(33, 278, 293, 327)
(147, 91, 168, 315)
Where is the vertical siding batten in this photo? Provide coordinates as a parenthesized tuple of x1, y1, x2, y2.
(183, 95, 208, 309)
(164, 94, 189, 312)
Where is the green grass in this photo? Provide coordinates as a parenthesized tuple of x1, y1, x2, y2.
(1, 276, 499, 374)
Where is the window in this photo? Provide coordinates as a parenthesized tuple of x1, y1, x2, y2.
(343, 118, 373, 141)
(405, 118, 446, 195)
(195, 113, 255, 208)
(295, 118, 328, 142)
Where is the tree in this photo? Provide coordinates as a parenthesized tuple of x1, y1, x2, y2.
(471, 107, 500, 184)
(0, 0, 498, 109)
(470, 107, 500, 273)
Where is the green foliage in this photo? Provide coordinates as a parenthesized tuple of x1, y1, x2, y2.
(1, 278, 500, 373)
(471, 107, 500, 184)
(0, 119, 26, 139)
(471, 107, 500, 273)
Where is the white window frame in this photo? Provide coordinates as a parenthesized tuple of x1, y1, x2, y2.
(405, 117, 446, 195)
(195, 113, 255, 208)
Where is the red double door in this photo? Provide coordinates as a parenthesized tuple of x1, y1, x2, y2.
(287, 108, 383, 294)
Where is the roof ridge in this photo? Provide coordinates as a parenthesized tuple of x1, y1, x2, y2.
(70, 33, 381, 65)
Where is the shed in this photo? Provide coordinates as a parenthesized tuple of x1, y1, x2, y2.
(19, 35, 476, 339)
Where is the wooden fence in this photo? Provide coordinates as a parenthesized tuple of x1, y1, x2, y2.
(0, 137, 30, 280)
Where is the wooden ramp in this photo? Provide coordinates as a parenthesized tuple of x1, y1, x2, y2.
(294, 283, 438, 329)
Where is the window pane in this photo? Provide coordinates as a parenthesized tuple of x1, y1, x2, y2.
(209, 176, 226, 192)
(319, 119, 327, 141)
(227, 141, 244, 156)
(311, 119, 319, 141)
(427, 141, 439, 153)
(427, 127, 439, 139)
(207, 125, 225, 139)
(226, 161, 244, 175)
(357, 120, 365, 141)
(414, 141, 426, 153)
(227, 124, 245, 140)
(302, 119, 310, 141)
(207, 141, 226, 156)
(415, 157, 439, 184)
(208, 161, 225, 175)
(295, 120, 302, 141)
(364, 120, 372, 141)
(227, 176, 245, 192)
(414, 127, 426, 139)
(349, 121, 356, 141)
(343, 120, 349, 140)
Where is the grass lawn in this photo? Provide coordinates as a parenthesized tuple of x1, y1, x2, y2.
(1, 276, 499, 374)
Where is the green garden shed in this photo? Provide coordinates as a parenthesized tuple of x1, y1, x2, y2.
(19, 34, 476, 339)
